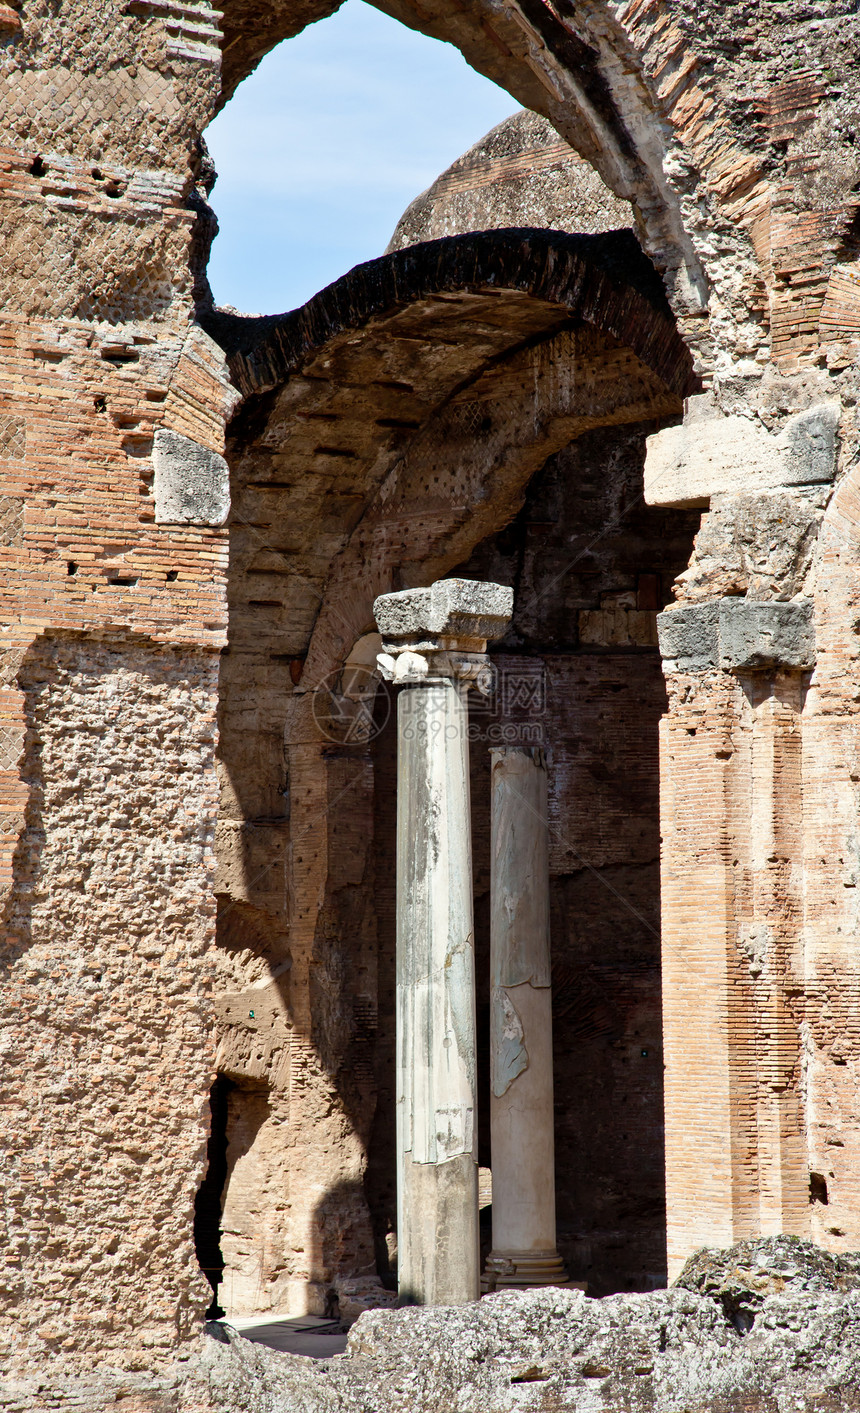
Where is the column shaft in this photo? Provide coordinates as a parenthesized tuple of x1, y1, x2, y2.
(375, 576, 513, 1304)
(486, 745, 567, 1289)
(396, 679, 479, 1305)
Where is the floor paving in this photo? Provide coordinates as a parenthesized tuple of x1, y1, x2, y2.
(218, 1313, 349, 1359)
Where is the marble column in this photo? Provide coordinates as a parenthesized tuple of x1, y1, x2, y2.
(484, 745, 568, 1290)
(374, 578, 513, 1307)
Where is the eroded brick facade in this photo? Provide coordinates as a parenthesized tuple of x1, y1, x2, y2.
(1, 1, 859, 1403)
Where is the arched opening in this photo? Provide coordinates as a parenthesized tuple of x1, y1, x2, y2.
(200, 221, 700, 1314)
(202, 0, 520, 313)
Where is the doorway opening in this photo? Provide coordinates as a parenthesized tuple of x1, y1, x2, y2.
(194, 1074, 232, 1319)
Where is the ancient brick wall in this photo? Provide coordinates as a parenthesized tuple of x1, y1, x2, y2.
(1, 0, 859, 1390)
(0, 0, 235, 1372)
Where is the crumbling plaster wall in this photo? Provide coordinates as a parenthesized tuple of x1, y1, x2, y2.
(649, 365, 860, 1273)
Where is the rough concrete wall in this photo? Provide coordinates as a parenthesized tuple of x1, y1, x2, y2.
(0, 0, 235, 1371)
(387, 108, 633, 252)
(0, 632, 219, 1371)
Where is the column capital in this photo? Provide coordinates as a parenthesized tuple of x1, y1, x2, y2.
(373, 578, 513, 686)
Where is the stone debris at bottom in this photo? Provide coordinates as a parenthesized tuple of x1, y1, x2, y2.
(6, 1240, 860, 1412)
(191, 1283, 860, 1412)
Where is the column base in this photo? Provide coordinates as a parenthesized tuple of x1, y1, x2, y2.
(482, 1250, 580, 1292)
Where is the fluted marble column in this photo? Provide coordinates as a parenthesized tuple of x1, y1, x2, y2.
(484, 745, 568, 1290)
(374, 578, 513, 1307)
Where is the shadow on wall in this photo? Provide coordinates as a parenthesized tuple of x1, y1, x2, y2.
(194, 1075, 231, 1318)
(195, 1073, 275, 1319)
(311, 1178, 381, 1319)
(0, 644, 46, 979)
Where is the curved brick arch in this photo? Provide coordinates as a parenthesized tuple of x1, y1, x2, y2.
(212, 226, 694, 690)
(208, 226, 694, 400)
(214, 0, 860, 371)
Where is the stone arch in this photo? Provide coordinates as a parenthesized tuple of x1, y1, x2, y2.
(208, 227, 694, 696)
(210, 223, 698, 1311)
(213, 0, 709, 315)
(208, 2, 860, 377)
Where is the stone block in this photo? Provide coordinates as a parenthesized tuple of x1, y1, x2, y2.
(718, 598, 815, 671)
(645, 395, 840, 507)
(656, 602, 720, 670)
(373, 577, 513, 647)
(783, 401, 840, 484)
(153, 428, 230, 526)
(658, 598, 815, 671)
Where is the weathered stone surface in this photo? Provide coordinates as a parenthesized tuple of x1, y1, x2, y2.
(656, 601, 720, 670)
(676, 1234, 860, 1330)
(154, 428, 231, 526)
(676, 489, 823, 603)
(374, 578, 514, 647)
(718, 599, 816, 671)
(0, 634, 219, 1368)
(14, 1244, 860, 1411)
(644, 396, 841, 507)
(657, 598, 815, 671)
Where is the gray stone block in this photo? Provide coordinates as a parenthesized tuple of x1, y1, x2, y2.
(658, 598, 816, 671)
(374, 577, 513, 646)
(783, 401, 840, 485)
(656, 602, 720, 670)
(153, 428, 230, 526)
(718, 598, 815, 670)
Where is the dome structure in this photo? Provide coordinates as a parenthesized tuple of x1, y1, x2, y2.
(387, 109, 634, 252)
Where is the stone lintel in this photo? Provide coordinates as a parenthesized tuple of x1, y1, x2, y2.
(645, 396, 840, 508)
(657, 598, 815, 672)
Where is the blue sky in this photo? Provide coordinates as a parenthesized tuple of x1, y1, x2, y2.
(204, 0, 519, 315)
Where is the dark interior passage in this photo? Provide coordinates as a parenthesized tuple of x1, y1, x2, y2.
(194, 1075, 232, 1319)
(365, 420, 700, 1295)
